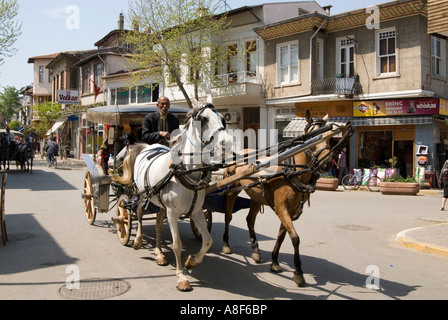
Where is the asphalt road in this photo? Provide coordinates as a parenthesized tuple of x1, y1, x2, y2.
(1, 159, 448, 301)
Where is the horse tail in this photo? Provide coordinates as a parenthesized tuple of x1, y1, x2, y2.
(112, 143, 147, 185)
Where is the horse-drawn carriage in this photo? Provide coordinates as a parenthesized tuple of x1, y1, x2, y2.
(0, 129, 34, 173)
(81, 103, 353, 291)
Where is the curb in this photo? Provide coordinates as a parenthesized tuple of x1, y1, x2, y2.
(396, 224, 448, 258)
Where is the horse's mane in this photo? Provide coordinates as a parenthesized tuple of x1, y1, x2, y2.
(112, 143, 147, 185)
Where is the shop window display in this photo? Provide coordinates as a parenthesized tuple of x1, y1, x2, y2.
(358, 130, 393, 168)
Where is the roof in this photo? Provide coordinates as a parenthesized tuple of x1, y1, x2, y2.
(27, 53, 60, 64)
(254, 0, 427, 40)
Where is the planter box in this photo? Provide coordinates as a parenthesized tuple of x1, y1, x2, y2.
(316, 178, 339, 191)
(379, 182, 419, 195)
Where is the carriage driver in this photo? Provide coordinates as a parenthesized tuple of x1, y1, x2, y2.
(141, 96, 180, 146)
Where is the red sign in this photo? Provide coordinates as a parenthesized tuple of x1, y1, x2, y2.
(353, 98, 439, 117)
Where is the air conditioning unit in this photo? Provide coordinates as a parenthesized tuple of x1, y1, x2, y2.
(224, 111, 239, 124)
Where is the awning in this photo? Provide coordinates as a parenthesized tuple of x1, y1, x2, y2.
(86, 104, 189, 125)
(46, 120, 65, 136)
(283, 117, 349, 138)
(352, 115, 433, 126)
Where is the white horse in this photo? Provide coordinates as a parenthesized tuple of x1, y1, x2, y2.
(114, 103, 232, 291)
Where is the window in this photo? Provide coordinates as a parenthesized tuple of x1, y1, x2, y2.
(82, 67, 90, 94)
(94, 63, 104, 89)
(109, 84, 160, 106)
(246, 40, 257, 76)
(337, 37, 355, 76)
(377, 29, 396, 75)
(277, 41, 299, 84)
(316, 38, 324, 80)
(39, 66, 44, 83)
(432, 36, 446, 78)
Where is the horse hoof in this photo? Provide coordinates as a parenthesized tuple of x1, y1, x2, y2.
(293, 273, 306, 287)
(270, 264, 283, 274)
(156, 255, 168, 266)
(177, 280, 193, 292)
(185, 255, 196, 270)
(222, 246, 232, 255)
(133, 238, 142, 250)
(251, 252, 261, 263)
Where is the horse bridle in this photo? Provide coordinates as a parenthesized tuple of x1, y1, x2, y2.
(187, 103, 226, 148)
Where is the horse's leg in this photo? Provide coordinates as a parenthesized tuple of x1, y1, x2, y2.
(246, 201, 262, 263)
(166, 210, 192, 292)
(133, 200, 144, 250)
(185, 206, 213, 270)
(270, 223, 287, 274)
(271, 208, 306, 287)
(154, 208, 168, 266)
(222, 192, 238, 254)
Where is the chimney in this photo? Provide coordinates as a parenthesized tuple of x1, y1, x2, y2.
(322, 5, 332, 15)
(118, 13, 124, 30)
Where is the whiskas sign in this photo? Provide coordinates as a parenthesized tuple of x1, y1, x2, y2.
(58, 90, 79, 105)
(353, 98, 439, 117)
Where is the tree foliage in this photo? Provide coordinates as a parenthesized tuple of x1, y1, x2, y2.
(0, 0, 22, 66)
(0, 85, 20, 124)
(124, 0, 230, 108)
(32, 102, 63, 137)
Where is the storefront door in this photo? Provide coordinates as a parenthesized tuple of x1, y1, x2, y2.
(394, 140, 414, 178)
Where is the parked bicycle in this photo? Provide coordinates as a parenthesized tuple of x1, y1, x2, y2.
(342, 168, 382, 192)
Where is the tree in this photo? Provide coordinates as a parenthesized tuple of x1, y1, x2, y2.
(32, 102, 63, 137)
(0, 85, 20, 124)
(0, 0, 22, 66)
(124, 0, 231, 108)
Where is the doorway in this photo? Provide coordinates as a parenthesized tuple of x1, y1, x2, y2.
(394, 140, 414, 178)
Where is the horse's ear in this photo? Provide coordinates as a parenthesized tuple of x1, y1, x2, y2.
(323, 114, 329, 123)
(305, 110, 312, 124)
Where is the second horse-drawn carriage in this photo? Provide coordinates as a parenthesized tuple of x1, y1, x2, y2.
(81, 102, 353, 291)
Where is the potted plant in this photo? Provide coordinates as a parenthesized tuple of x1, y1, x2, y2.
(379, 175, 420, 195)
(316, 174, 339, 191)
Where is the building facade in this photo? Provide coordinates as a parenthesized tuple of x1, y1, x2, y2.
(255, 0, 448, 183)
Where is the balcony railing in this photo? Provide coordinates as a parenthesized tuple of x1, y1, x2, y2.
(311, 75, 361, 96)
(214, 71, 263, 86)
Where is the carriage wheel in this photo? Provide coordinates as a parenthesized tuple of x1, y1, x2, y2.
(116, 194, 132, 246)
(190, 208, 212, 240)
(83, 171, 96, 225)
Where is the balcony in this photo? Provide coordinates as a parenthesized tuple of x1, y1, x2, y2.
(209, 71, 264, 104)
(311, 75, 361, 96)
(214, 71, 263, 86)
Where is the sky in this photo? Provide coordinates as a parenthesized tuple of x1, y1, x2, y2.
(0, 0, 378, 91)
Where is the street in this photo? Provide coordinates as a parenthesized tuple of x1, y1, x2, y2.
(1, 159, 448, 301)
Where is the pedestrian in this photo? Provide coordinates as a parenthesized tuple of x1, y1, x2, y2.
(337, 147, 348, 185)
(96, 139, 111, 175)
(141, 96, 180, 146)
(45, 136, 59, 167)
(440, 159, 448, 211)
(329, 152, 338, 178)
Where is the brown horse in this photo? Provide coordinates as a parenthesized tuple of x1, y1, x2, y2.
(222, 110, 336, 287)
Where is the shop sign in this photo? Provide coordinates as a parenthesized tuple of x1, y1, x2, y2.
(353, 98, 439, 117)
(57, 90, 79, 105)
(440, 98, 448, 116)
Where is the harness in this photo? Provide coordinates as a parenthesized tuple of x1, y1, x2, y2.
(212, 118, 353, 220)
(135, 104, 226, 218)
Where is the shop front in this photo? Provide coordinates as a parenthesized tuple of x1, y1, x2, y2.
(352, 98, 439, 179)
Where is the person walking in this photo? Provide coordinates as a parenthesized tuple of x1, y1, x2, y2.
(141, 96, 180, 146)
(440, 159, 448, 211)
(337, 147, 349, 185)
